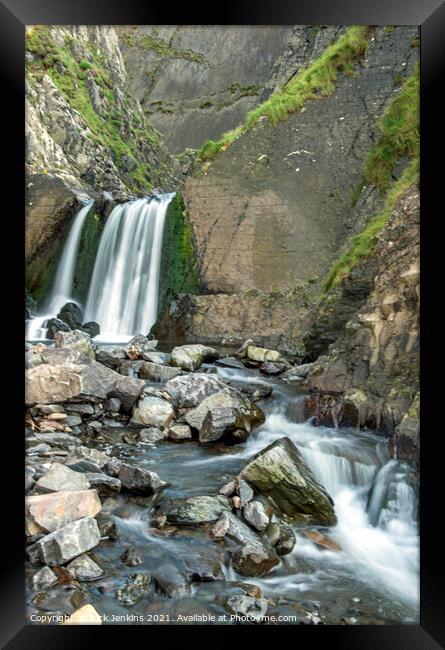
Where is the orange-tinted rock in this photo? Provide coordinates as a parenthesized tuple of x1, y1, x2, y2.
(25, 489, 101, 535)
(301, 529, 342, 552)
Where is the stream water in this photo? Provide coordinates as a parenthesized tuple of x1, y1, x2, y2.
(26, 358, 418, 625)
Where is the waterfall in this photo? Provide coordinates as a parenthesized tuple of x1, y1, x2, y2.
(84, 193, 174, 340)
(25, 197, 93, 340)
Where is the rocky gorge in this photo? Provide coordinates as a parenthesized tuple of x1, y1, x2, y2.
(25, 25, 420, 625)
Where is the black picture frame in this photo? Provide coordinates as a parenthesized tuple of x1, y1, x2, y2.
(2, 0, 444, 647)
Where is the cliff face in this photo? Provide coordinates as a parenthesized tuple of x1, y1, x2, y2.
(117, 26, 347, 153)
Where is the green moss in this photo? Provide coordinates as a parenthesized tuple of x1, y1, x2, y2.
(122, 32, 206, 63)
(323, 157, 419, 292)
(362, 65, 419, 192)
(72, 209, 103, 302)
(197, 27, 370, 162)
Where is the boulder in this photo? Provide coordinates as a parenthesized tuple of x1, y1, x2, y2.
(260, 362, 286, 375)
(65, 459, 102, 473)
(246, 346, 281, 363)
(80, 322, 100, 338)
(27, 516, 101, 566)
(139, 362, 182, 382)
(141, 351, 171, 365)
(83, 473, 121, 497)
(35, 463, 91, 493)
(239, 437, 337, 526)
(31, 566, 58, 590)
(103, 456, 123, 477)
(235, 339, 255, 358)
(125, 335, 158, 359)
(67, 554, 103, 580)
(231, 382, 273, 402)
(95, 347, 126, 370)
(237, 479, 254, 507)
(164, 374, 224, 409)
(139, 427, 167, 444)
(282, 363, 315, 380)
(25, 489, 101, 535)
(243, 500, 270, 532)
(117, 572, 152, 606)
(45, 318, 70, 339)
(276, 524, 296, 556)
(131, 395, 174, 428)
(199, 406, 240, 444)
(54, 329, 95, 360)
(215, 357, 245, 369)
(118, 463, 166, 494)
(108, 376, 145, 412)
(63, 604, 102, 625)
(168, 424, 192, 442)
(170, 344, 219, 371)
(57, 302, 82, 329)
(222, 594, 268, 621)
(223, 512, 279, 577)
(165, 495, 231, 525)
(76, 446, 109, 468)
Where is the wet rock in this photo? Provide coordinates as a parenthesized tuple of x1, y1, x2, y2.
(238, 479, 254, 507)
(76, 446, 109, 468)
(243, 500, 270, 531)
(171, 344, 219, 371)
(168, 424, 192, 442)
(27, 516, 101, 566)
(25, 466, 36, 491)
(153, 566, 191, 598)
(95, 347, 126, 370)
(32, 404, 66, 416)
(117, 572, 152, 606)
(215, 357, 245, 369)
(31, 566, 58, 590)
(139, 427, 167, 444)
(64, 403, 95, 415)
(218, 480, 237, 497)
(185, 387, 264, 437)
(105, 397, 121, 412)
(210, 512, 231, 539)
(64, 415, 82, 427)
(103, 456, 123, 477)
(108, 375, 145, 412)
(65, 458, 102, 473)
(276, 524, 296, 556)
(199, 406, 240, 444)
(118, 463, 166, 494)
(25, 489, 101, 535)
(63, 604, 102, 625)
(35, 463, 91, 493)
(96, 514, 118, 540)
(57, 302, 83, 329)
(247, 346, 281, 363)
(223, 512, 279, 577)
(301, 529, 342, 551)
(120, 547, 142, 566)
(54, 329, 95, 360)
(265, 522, 281, 546)
(67, 554, 103, 581)
(131, 394, 174, 428)
(84, 473, 121, 497)
(45, 318, 70, 339)
(232, 496, 241, 509)
(80, 321, 100, 338)
(239, 437, 337, 526)
(260, 362, 286, 375)
(34, 432, 78, 449)
(222, 594, 268, 621)
(182, 551, 225, 582)
(164, 374, 224, 409)
(165, 495, 231, 525)
(282, 363, 315, 381)
(139, 362, 182, 382)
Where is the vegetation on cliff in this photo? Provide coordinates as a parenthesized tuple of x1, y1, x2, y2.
(198, 26, 370, 161)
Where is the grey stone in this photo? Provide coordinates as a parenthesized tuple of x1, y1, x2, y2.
(64, 403, 95, 415)
(139, 362, 182, 382)
(131, 395, 174, 428)
(164, 374, 224, 409)
(84, 472, 121, 497)
(67, 554, 103, 581)
(168, 424, 192, 441)
(54, 329, 95, 360)
(108, 375, 145, 412)
(120, 547, 142, 566)
(165, 495, 231, 525)
(243, 500, 270, 531)
(222, 594, 268, 621)
(118, 463, 166, 494)
(117, 572, 152, 606)
(223, 512, 279, 577)
(139, 427, 166, 444)
(35, 463, 91, 493)
(276, 524, 296, 556)
(170, 344, 219, 371)
(31, 566, 58, 590)
(105, 397, 121, 412)
(64, 415, 82, 427)
(27, 517, 101, 566)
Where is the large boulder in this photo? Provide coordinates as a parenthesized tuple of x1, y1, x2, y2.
(25, 489, 101, 535)
(164, 495, 231, 525)
(131, 394, 174, 428)
(184, 387, 265, 441)
(57, 302, 83, 329)
(170, 344, 219, 371)
(34, 463, 91, 493)
(164, 374, 224, 409)
(246, 346, 281, 363)
(239, 437, 337, 526)
(27, 516, 101, 566)
(54, 329, 95, 359)
(139, 362, 182, 383)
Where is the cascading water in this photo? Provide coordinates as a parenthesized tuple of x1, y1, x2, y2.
(25, 197, 93, 340)
(84, 193, 175, 342)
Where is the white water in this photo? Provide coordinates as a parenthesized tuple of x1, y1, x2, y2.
(84, 193, 174, 340)
(25, 198, 93, 340)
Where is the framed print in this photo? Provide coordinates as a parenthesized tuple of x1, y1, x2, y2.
(0, 0, 443, 646)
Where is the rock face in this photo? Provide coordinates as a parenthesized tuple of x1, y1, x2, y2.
(239, 437, 337, 526)
(304, 186, 420, 453)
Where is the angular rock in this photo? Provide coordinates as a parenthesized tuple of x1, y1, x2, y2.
(118, 463, 166, 494)
(45, 318, 70, 339)
(276, 524, 296, 555)
(243, 500, 270, 532)
(210, 512, 231, 539)
(282, 363, 315, 380)
(239, 437, 337, 526)
(54, 329, 95, 360)
(103, 456, 123, 477)
(170, 344, 219, 371)
(260, 362, 286, 375)
(168, 424, 192, 442)
(67, 554, 103, 581)
(141, 351, 171, 365)
(65, 459, 102, 473)
(32, 404, 66, 415)
(64, 403, 95, 415)
(199, 406, 240, 444)
(138, 427, 165, 444)
(165, 495, 231, 525)
(108, 375, 145, 412)
(236, 339, 255, 358)
(25, 466, 36, 491)
(76, 446, 109, 468)
(215, 357, 245, 369)
(84, 473, 121, 497)
(301, 529, 342, 551)
(27, 516, 101, 566)
(63, 604, 102, 625)
(31, 566, 58, 590)
(231, 382, 273, 402)
(35, 432, 78, 448)
(25, 489, 101, 535)
(131, 394, 174, 428)
(105, 397, 121, 412)
(164, 374, 224, 409)
(64, 415, 82, 427)
(117, 572, 151, 606)
(35, 463, 91, 493)
(152, 566, 190, 598)
(139, 362, 182, 382)
(224, 512, 279, 577)
(222, 594, 268, 621)
(95, 347, 125, 370)
(237, 479, 254, 507)
(247, 346, 281, 363)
